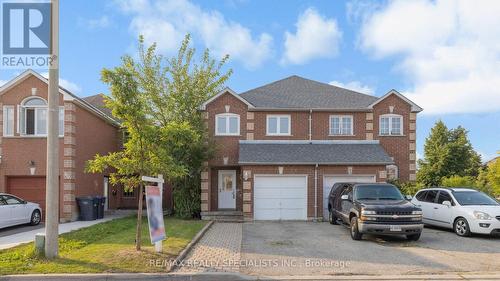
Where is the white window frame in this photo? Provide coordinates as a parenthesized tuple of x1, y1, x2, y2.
(379, 114, 403, 136)
(18, 97, 65, 137)
(2, 106, 14, 136)
(266, 114, 291, 136)
(215, 113, 240, 136)
(329, 115, 353, 136)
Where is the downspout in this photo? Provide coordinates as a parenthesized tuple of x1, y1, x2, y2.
(308, 109, 313, 141)
(314, 163, 318, 222)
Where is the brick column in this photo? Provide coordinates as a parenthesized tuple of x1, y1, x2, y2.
(246, 112, 254, 140)
(365, 112, 373, 140)
(409, 113, 417, 181)
(200, 111, 210, 213)
(62, 102, 77, 221)
(242, 168, 252, 220)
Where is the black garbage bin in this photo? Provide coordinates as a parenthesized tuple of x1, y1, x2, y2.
(96, 196, 106, 219)
(76, 196, 96, 221)
(91, 197, 99, 220)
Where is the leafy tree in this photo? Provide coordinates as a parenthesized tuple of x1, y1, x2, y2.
(487, 154, 500, 196)
(136, 34, 232, 218)
(417, 121, 482, 186)
(86, 39, 200, 250)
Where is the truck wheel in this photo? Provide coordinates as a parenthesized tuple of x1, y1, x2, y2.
(329, 209, 339, 225)
(406, 233, 421, 241)
(454, 218, 471, 237)
(350, 217, 363, 240)
(30, 210, 41, 226)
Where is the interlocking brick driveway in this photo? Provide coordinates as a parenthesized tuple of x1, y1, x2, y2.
(176, 223, 242, 273)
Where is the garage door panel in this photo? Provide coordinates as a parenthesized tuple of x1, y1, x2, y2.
(322, 175, 375, 219)
(256, 176, 306, 188)
(254, 175, 307, 220)
(254, 198, 282, 209)
(279, 209, 306, 220)
(279, 198, 305, 208)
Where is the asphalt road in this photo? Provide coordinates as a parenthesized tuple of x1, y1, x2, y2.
(240, 222, 500, 276)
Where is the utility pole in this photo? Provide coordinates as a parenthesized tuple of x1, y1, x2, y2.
(45, 0, 59, 259)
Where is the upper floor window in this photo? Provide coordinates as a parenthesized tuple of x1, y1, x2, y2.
(2, 106, 14, 136)
(267, 115, 290, 136)
(330, 115, 353, 135)
(215, 113, 240, 136)
(379, 114, 403, 136)
(19, 97, 64, 137)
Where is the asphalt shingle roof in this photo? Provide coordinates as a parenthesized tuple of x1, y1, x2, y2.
(239, 142, 394, 165)
(83, 94, 115, 120)
(239, 75, 378, 109)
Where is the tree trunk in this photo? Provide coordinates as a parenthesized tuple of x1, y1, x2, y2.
(135, 181, 144, 251)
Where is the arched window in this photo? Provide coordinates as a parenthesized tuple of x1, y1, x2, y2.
(20, 97, 64, 136)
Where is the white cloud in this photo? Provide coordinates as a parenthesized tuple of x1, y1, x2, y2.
(40, 72, 82, 94)
(282, 8, 342, 65)
(114, 0, 273, 69)
(80, 15, 111, 29)
(357, 0, 500, 114)
(329, 80, 374, 95)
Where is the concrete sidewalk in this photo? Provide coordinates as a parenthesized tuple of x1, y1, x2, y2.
(0, 212, 132, 250)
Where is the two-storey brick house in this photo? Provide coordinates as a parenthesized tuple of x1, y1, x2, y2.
(0, 70, 123, 222)
(200, 75, 422, 221)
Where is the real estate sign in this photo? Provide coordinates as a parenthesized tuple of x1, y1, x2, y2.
(145, 185, 166, 244)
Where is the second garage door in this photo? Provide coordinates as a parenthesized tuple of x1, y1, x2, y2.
(254, 175, 307, 220)
(323, 175, 376, 219)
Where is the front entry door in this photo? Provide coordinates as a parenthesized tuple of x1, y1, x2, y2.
(218, 170, 236, 209)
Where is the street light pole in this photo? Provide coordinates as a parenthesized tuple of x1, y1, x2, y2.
(45, 0, 59, 259)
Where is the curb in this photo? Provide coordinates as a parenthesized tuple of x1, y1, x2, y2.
(168, 220, 215, 272)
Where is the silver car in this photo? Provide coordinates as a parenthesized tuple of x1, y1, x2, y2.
(0, 193, 42, 229)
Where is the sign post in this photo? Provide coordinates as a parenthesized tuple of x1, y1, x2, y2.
(142, 175, 166, 253)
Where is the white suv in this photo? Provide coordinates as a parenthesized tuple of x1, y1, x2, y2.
(411, 188, 500, 237)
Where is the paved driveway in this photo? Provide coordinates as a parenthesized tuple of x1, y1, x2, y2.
(240, 222, 500, 276)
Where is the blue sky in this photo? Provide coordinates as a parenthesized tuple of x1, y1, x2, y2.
(1, 0, 499, 162)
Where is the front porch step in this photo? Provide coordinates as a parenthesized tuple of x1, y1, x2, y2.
(201, 211, 244, 222)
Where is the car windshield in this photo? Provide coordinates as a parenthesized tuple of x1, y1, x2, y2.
(453, 191, 499, 206)
(354, 185, 404, 201)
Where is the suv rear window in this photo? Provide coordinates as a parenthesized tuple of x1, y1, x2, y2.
(424, 190, 438, 203)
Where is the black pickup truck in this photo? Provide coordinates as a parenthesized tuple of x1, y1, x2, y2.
(327, 183, 423, 241)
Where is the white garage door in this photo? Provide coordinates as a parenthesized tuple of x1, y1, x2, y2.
(254, 175, 307, 220)
(323, 175, 376, 219)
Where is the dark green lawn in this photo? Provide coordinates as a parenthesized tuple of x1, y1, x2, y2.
(0, 216, 206, 275)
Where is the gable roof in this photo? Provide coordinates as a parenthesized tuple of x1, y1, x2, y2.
(0, 69, 120, 127)
(239, 75, 379, 110)
(200, 87, 254, 110)
(368, 89, 423, 112)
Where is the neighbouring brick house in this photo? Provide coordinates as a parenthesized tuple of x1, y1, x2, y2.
(200, 75, 422, 221)
(0, 70, 123, 222)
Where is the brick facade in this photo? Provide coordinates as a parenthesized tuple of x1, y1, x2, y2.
(202, 86, 419, 221)
(0, 72, 121, 222)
